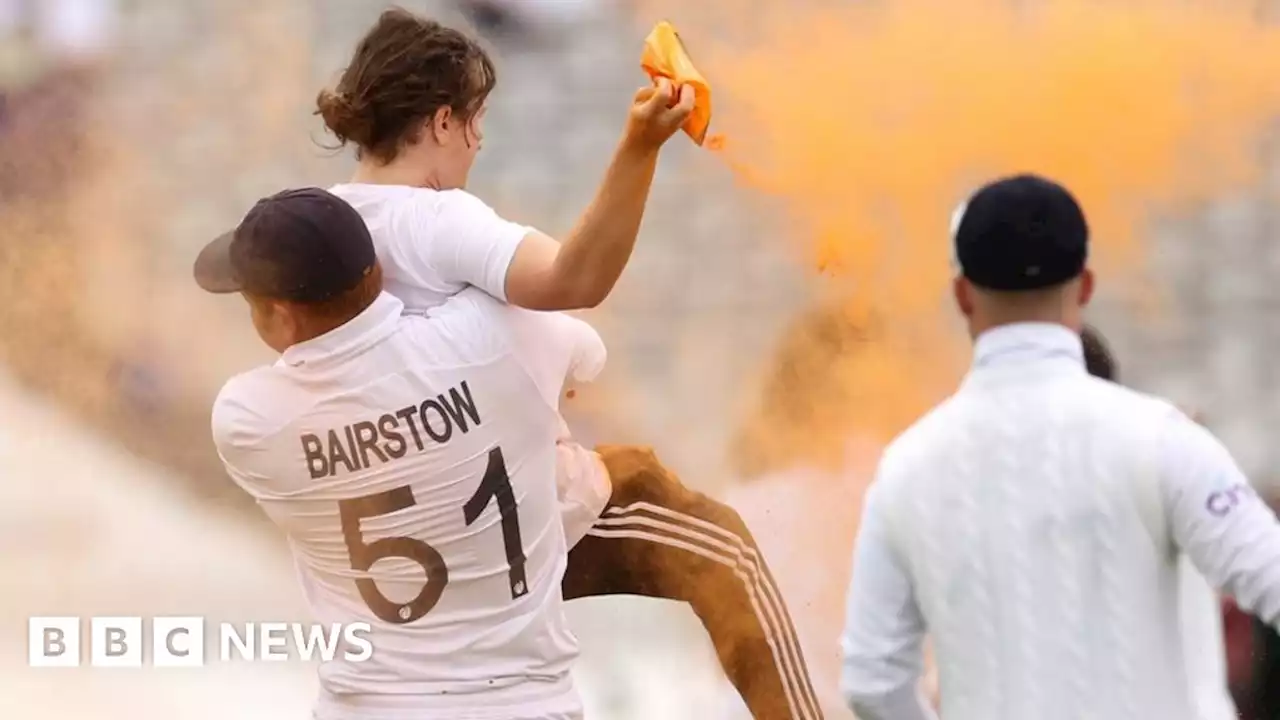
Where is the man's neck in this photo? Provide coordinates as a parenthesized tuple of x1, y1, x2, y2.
(970, 315, 1079, 340)
(289, 306, 374, 350)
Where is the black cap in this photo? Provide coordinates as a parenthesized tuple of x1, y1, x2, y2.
(193, 188, 376, 302)
(951, 174, 1088, 291)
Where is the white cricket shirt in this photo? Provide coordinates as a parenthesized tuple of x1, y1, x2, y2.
(840, 322, 1280, 720)
(213, 290, 603, 720)
(328, 183, 612, 545)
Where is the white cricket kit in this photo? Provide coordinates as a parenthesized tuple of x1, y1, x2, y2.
(840, 323, 1280, 720)
(329, 183, 612, 545)
(213, 290, 600, 720)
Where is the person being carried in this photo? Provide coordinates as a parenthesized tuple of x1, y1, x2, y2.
(306, 8, 820, 719)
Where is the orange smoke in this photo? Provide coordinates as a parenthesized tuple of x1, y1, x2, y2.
(643, 0, 1280, 474)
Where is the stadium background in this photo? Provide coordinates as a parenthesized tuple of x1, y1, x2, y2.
(4, 0, 1280, 717)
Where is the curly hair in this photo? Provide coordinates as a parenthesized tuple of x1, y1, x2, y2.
(315, 7, 496, 164)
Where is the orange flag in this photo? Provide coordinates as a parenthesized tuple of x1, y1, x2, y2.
(641, 21, 712, 146)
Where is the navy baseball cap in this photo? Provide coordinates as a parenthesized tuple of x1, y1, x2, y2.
(194, 188, 376, 302)
(951, 174, 1089, 291)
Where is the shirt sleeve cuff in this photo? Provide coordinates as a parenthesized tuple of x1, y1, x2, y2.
(487, 224, 535, 303)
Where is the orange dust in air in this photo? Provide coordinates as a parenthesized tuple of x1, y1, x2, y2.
(650, 0, 1280, 476)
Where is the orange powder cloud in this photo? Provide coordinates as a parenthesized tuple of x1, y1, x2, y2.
(639, 0, 1280, 473)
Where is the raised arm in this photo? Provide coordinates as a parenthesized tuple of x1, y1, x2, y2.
(408, 80, 693, 310)
(420, 81, 691, 312)
(503, 80, 695, 310)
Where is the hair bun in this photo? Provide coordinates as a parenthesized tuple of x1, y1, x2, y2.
(315, 89, 370, 148)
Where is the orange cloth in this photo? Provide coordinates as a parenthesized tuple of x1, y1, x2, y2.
(640, 21, 712, 145)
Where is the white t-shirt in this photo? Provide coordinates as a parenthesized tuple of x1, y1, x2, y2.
(328, 184, 529, 313)
(213, 291, 602, 720)
(328, 183, 612, 544)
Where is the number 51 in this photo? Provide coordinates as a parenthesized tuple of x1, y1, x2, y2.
(338, 447, 528, 625)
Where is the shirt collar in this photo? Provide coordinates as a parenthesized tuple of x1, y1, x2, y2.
(278, 292, 404, 368)
(970, 321, 1085, 372)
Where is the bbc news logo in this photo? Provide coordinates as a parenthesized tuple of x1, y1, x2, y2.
(29, 617, 373, 667)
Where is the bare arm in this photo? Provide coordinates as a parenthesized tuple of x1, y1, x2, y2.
(504, 80, 695, 311)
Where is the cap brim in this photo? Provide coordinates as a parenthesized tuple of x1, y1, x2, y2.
(193, 231, 243, 294)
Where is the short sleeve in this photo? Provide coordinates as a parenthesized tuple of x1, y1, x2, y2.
(416, 190, 532, 302)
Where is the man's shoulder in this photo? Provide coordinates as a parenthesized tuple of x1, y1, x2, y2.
(397, 288, 526, 363)
(877, 397, 960, 478)
(1089, 376, 1181, 415)
(880, 377, 1177, 456)
(428, 285, 507, 314)
(211, 365, 294, 451)
(423, 286, 512, 332)
(1065, 374, 1187, 432)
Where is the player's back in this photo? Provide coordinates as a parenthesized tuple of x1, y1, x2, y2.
(212, 290, 579, 719)
(879, 364, 1194, 720)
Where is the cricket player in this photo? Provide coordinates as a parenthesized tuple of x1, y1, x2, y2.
(839, 174, 1280, 720)
(1080, 324, 1237, 720)
(306, 9, 822, 719)
(196, 187, 605, 719)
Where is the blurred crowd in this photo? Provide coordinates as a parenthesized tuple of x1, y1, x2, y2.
(5, 1, 1280, 718)
(0, 0, 142, 466)
(0, 0, 112, 196)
